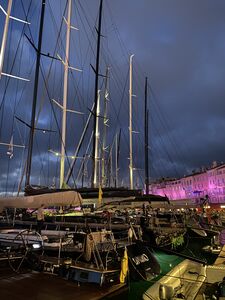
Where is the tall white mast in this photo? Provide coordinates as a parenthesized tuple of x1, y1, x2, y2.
(60, 0, 72, 188)
(0, 0, 12, 78)
(0, 0, 29, 81)
(93, 90, 101, 187)
(52, 0, 81, 188)
(101, 67, 109, 187)
(129, 54, 134, 189)
(115, 133, 118, 187)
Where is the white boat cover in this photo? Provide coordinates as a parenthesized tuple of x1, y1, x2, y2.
(0, 191, 82, 211)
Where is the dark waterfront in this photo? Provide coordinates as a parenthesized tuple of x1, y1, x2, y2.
(0, 233, 219, 300)
(124, 234, 217, 300)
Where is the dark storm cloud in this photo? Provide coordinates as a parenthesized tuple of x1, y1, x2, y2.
(1, 0, 225, 192)
(112, 0, 225, 180)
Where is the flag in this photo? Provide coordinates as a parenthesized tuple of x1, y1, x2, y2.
(120, 247, 128, 283)
(98, 185, 103, 206)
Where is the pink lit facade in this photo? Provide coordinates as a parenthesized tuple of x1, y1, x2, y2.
(149, 163, 225, 204)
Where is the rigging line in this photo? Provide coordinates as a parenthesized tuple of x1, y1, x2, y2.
(47, 0, 94, 152)
(5, 21, 19, 191)
(102, 4, 146, 153)
(100, 71, 146, 183)
(24, 4, 74, 163)
(5, 156, 11, 196)
(49, 1, 86, 115)
(100, 45, 144, 151)
(14, 61, 36, 142)
(106, 67, 144, 183)
(78, 0, 137, 162)
(73, 1, 85, 122)
(105, 3, 179, 181)
(144, 89, 181, 176)
(58, 3, 91, 115)
(75, 132, 93, 184)
(34, 136, 47, 186)
(12, 26, 23, 129)
(150, 87, 187, 165)
(0, 4, 13, 156)
(74, 8, 96, 113)
(14, 145, 26, 195)
(48, 0, 95, 183)
(39, 66, 77, 187)
(5, 21, 26, 195)
(150, 158, 171, 178)
(125, 66, 146, 143)
(101, 68, 137, 186)
(131, 55, 188, 175)
(47, 66, 57, 186)
(77, 0, 98, 44)
(150, 112, 184, 177)
(20, 2, 78, 188)
(0, 0, 32, 138)
(107, 67, 129, 145)
(76, 0, 102, 78)
(105, 1, 130, 59)
(34, 1, 67, 126)
(95, 7, 131, 94)
(62, 12, 92, 129)
(101, 47, 129, 102)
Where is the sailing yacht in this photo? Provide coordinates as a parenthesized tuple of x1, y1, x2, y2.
(0, 0, 161, 287)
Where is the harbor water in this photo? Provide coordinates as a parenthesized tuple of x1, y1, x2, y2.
(115, 234, 218, 300)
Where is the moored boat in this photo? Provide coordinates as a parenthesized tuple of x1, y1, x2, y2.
(143, 259, 206, 300)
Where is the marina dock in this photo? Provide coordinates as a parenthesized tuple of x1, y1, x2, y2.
(0, 268, 127, 300)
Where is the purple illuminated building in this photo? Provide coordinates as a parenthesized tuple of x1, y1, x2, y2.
(149, 161, 225, 204)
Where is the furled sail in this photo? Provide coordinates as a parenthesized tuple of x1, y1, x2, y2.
(0, 191, 82, 211)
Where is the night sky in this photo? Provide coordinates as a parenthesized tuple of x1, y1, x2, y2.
(1, 0, 225, 194)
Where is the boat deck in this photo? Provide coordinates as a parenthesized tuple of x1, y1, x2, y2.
(40, 255, 119, 273)
(195, 245, 225, 300)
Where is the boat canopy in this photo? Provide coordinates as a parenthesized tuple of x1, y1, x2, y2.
(0, 191, 82, 211)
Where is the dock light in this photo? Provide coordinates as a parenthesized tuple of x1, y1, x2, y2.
(55, 152, 59, 156)
(32, 243, 41, 249)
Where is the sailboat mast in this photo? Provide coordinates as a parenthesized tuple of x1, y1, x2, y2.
(0, 0, 12, 78)
(115, 129, 121, 188)
(25, 0, 46, 187)
(101, 67, 109, 187)
(92, 0, 103, 188)
(129, 54, 134, 189)
(65, 103, 94, 185)
(115, 133, 118, 187)
(144, 77, 149, 194)
(93, 90, 101, 187)
(59, 0, 72, 188)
